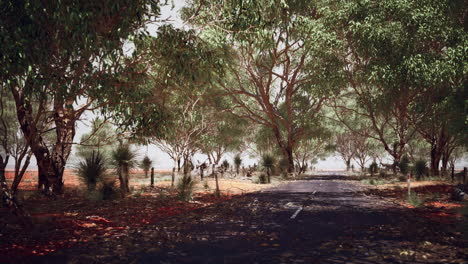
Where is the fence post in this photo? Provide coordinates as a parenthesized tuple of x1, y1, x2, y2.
(464, 167, 467, 184)
(407, 173, 411, 195)
(150, 167, 154, 188)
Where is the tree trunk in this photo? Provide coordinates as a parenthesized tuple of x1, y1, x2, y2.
(214, 171, 220, 197)
(346, 159, 351, 171)
(12, 152, 32, 194)
(441, 153, 449, 177)
(11, 87, 77, 195)
(150, 167, 154, 187)
(171, 167, 175, 188)
(267, 168, 271, 183)
(430, 146, 441, 177)
(177, 158, 181, 172)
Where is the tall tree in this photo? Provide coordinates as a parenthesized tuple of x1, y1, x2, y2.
(183, 0, 344, 173)
(0, 1, 161, 194)
(327, 0, 466, 174)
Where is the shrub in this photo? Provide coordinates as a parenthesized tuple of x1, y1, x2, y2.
(399, 155, 410, 175)
(101, 180, 120, 200)
(140, 156, 152, 178)
(369, 162, 378, 176)
(379, 171, 388, 178)
(77, 151, 106, 191)
(413, 159, 428, 179)
(407, 192, 424, 207)
(112, 144, 138, 193)
(177, 175, 196, 201)
(203, 181, 210, 190)
(258, 174, 268, 184)
(278, 157, 289, 173)
(261, 153, 275, 183)
(222, 159, 230, 172)
(233, 154, 242, 175)
(397, 175, 407, 182)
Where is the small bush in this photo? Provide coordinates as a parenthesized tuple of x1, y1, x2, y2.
(361, 178, 386, 185)
(101, 180, 120, 200)
(379, 171, 388, 178)
(397, 175, 407, 182)
(258, 174, 268, 184)
(177, 175, 196, 201)
(413, 160, 428, 179)
(280, 172, 288, 180)
(140, 156, 152, 178)
(407, 192, 424, 207)
(399, 155, 410, 175)
(77, 151, 106, 191)
(203, 181, 210, 189)
(222, 160, 230, 172)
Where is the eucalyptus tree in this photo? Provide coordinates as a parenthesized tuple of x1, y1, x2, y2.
(325, 0, 466, 174)
(183, 0, 344, 173)
(293, 122, 333, 175)
(0, 84, 34, 197)
(0, 1, 162, 194)
(132, 25, 227, 181)
(334, 132, 356, 171)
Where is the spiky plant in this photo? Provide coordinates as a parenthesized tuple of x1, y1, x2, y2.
(140, 156, 152, 178)
(414, 159, 428, 180)
(112, 144, 138, 193)
(222, 159, 230, 172)
(261, 154, 275, 183)
(233, 154, 242, 175)
(177, 174, 196, 201)
(77, 151, 106, 191)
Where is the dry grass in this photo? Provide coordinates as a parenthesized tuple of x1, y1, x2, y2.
(151, 177, 280, 195)
(372, 180, 448, 190)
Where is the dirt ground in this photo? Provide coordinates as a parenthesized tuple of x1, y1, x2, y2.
(0, 173, 278, 263)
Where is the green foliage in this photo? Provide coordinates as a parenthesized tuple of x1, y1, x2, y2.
(257, 174, 268, 184)
(112, 144, 138, 169)
(222, 159, 230, 171)
(413, 160, 428, 179)
(379, 171, 388, 178)
(278, 157, 290, 173)
(407, 192, 424, 208)
(233, 154, 242, 174)
(361, 179, 386, 186)
(77, 151, 106, 191)
(177, 175, 196, 201)
(261, 154, 275, 170)
(233, 154, 242, 168)
(76, 118, 117, 160)
(100, 181, 121, 201)
(399, 155, 410, 175)
(140, 156, 152, 177)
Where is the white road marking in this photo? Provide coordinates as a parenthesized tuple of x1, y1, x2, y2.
(290, 206, 303, 219)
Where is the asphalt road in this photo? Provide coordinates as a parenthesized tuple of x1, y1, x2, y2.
(28, 174, 467, 264)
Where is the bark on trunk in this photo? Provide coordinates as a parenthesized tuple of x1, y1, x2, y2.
(214, 171, 220, 197)
(430, 146, 441, 177)
(171, 167, 175, 188)
(346, 159, 351, 171)
(11, 86, 76, 195)
(11, 152, 32, 194)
